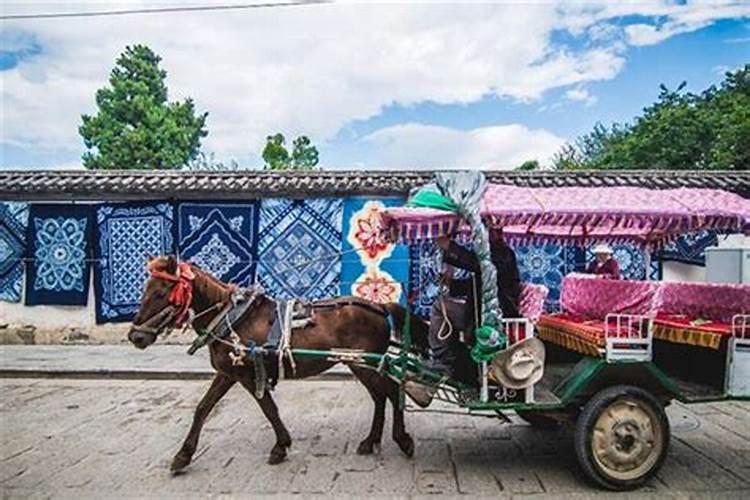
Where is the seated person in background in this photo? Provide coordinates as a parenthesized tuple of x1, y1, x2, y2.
(428, 231, 522, 383)
(586, 244, 620, 279)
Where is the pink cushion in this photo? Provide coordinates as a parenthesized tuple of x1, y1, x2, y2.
(518, 283, 549, 322)
(560, 273, 659, 320)
(654, 282, 750, 324)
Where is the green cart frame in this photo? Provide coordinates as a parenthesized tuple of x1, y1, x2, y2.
(283, 307, 749, 491)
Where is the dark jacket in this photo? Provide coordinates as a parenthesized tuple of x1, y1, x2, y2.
(586, 258, 620, 279)
(443, 240, 522, 331)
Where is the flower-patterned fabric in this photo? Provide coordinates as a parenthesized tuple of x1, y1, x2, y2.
(560, 273, 660, 320)
(383, 185, 749, 246)
(518, 283, 548, 322)
(341, 198, 408, 304)
(653, 281, 750, 324)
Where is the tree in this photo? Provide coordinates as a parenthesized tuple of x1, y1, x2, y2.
(79, 45, 208, 170)
(515, 160, 541, 171)
(552, 65, 750, 171)
(262, 133, 319, 170)
(186, 151, 241, 171)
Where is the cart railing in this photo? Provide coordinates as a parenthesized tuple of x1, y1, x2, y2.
(732, 314, 750, 340)
(604, 313, 653, 363)
(727, 314, 750, 397)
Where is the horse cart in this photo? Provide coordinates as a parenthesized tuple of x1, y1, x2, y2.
(129, 174, 749, 491)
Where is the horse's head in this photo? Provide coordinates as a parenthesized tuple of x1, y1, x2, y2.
(128, 255, 195, 349)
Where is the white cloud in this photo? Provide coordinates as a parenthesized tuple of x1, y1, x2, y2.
(0, 1, 748, 167)
(362, 123, 565, 170)
(624, 1, 750, 46)
(564, 87, 597, 107)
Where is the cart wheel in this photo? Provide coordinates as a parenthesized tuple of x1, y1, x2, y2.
(516, 410, 560, 429)
(574, 385, 669, 491)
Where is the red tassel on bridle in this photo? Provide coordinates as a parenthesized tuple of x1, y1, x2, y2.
(149, 262, 196, 328)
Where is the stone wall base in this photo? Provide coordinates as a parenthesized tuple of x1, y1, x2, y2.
(0, 323, 194, 345)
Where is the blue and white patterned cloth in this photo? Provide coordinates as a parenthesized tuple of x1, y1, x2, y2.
(94, 202, 175, 323)
(660, 230, 718, 266)
(0, 202, 28, 302)
(408, 240, 442, 318)
(257, 199, 343, 300)
(515, 244, 583, 312)
(585, 242, 647, 281)
(178, 202, 258, 287)
(25, 204, 93, 306)
(409, 240, 583, 317)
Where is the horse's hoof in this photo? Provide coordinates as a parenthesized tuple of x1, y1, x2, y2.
(396, 434, 414, 458)
(170, 453, 191, 473)
(356, 440, 374, 455)
(268, 447, 287, 465)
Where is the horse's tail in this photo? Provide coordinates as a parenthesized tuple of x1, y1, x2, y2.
(383, 303, 429, 356)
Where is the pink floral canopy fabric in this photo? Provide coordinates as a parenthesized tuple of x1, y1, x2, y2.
(383, 185, 750, 247)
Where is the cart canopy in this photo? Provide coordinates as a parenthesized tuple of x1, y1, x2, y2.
(382, 184, 750, 247)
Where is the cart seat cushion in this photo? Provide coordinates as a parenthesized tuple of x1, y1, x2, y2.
(537, 312, 645, 356)
(518, 283, 549, 322)
(653, 281, 750, 324)
(560, 274, 659, 320)
(653, 312, 732, 350)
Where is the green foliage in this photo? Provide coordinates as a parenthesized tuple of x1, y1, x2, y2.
(262, 133, 319, 170)
(79, 45, 208, 170)
(552, 65, 750, 171)
(186, 151, 241, 171)
(515, 160, 541, 171)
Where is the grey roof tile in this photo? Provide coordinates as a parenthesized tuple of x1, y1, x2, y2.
(0, 169, 747, 201)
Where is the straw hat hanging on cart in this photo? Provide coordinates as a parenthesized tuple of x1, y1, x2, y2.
(489, 337, 545, 389)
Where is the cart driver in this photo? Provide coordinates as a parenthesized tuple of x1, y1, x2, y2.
(427, 230, 522, 385)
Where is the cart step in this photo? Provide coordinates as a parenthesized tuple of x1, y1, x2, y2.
(533, 384, 562, 405)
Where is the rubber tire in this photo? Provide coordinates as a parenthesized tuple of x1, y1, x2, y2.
(574, 385, 670, 491)
(516, 410, 560, 429)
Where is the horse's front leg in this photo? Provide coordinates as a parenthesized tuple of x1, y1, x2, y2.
(171, 373, 235, 473)
(239, 380, 292, 465)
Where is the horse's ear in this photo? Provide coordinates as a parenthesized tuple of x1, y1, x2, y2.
(165, 255, 178, 275)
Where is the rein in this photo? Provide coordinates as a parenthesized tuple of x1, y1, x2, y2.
(131, 261, 233, 338)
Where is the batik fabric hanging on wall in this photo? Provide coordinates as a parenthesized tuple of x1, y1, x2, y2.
(341, 198, 408, 305)
(408, 240, 442, 318)
(660, 230, 718, 266)
(25, 204, 93, 306)
(585, 242, 647, 281)
(94, 202, 175, 323)
(0, 202, 28, 302)
(257, 199, 343, 300)
(177, 202, 259, 287)
(515, 244, 583, 312)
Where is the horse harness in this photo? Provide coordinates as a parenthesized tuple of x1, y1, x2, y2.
(184, 288, 397, 398)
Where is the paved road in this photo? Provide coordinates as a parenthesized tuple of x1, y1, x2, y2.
(1, 378, 749, 499)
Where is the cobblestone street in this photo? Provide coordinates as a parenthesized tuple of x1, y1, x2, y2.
(1, 378, 749, 499)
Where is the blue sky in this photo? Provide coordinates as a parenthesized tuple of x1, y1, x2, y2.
(1, 1, 749, 170)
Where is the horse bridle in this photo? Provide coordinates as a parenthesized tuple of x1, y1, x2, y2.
(131, 261, 242, 338)
(129, 303, 179, 337)
(130, 261, 198, 338)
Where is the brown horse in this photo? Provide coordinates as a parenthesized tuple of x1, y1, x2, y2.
(127, 256, 428, 472)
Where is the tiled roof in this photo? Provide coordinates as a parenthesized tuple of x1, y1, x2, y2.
(0, 169, 747, 201)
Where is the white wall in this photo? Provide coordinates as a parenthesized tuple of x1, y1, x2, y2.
(660, 234, 748, 283)
(662, 261, 706, 283)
